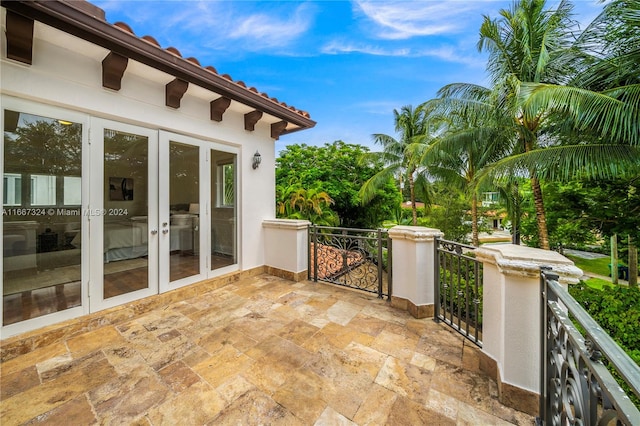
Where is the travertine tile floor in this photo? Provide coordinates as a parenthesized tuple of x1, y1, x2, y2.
(1, 274, 534, 425)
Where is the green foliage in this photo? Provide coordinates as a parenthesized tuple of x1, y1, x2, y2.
(359, 105, 433, 226)
(420, 184, 472, 243)
(570, 283, 640, 406)
(519, 178, 640, 249)
(419, 0, 640, 249)
(5, 117, 82, 175)
(276, 141, 401, 228)
(569, 284, 640, 366)
(276, 179, 339, 226)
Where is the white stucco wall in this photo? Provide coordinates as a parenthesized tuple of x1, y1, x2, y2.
(263, 219, 310, 274)
(477, 244, 583, 393)
(388, 226, 443, 306)
(1, 17, 279, 272)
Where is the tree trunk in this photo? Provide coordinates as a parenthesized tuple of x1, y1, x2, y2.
(511, 182, 521, 245)
(471, 193, 479, 246)
(629, 236, 638, 287)
(530, 176, 549, 250)
(611, 234, 618, 285)
(408, 172, 417, 226)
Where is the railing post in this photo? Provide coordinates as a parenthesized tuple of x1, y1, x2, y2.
(475, 245, 583, 416)
(308, 224, 312, 281)
(387, 232, 392, 301)
(388, 226, 443, 318)
(538, 267, 555, 425)
(313, 225, 318, 282)
(434, 238, 440, 322)
(377, 228, 383, 299)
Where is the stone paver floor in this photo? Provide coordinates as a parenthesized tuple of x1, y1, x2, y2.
(1, 274, 534, 425)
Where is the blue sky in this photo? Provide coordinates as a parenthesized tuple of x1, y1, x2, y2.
(94, 0, 605, 154)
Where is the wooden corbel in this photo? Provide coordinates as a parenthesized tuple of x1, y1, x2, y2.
(271, 121, 288, 140)
(165, 78, 189, 108)
(102, 52, 128, 90)
(210, 97, 231, 122)
(244, 110, 263, 131)
(6, 11, 34, 64)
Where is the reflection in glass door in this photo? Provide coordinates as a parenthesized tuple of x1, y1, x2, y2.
(91, 120, 158, 311)
(103, 129, 150, 299)
(211, 150, 236, 271)
(162, 138, 203, 285)
(2, 108, 83, 326)
(159, 133, 238, 289)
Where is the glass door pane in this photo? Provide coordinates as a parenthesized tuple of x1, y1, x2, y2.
(211, 150, 236, 270)
(103, 129, 150, 299)
(168, 141, 201, 282)
(2, 109, 82, 326)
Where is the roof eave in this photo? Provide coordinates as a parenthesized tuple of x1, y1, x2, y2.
(1, 0, 316, 133)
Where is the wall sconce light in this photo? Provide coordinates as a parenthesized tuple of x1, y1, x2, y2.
(252, 150, 262, 169)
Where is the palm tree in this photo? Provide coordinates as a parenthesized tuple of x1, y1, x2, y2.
(359, 105, 431, 225)
(276, 179, 339, 226)
(420, 91, 513, 246)
(472, 0, 583, 249)
(514, 0, 640, 175)
(421, 0, 638, 249)
(474, 0, 639, 250)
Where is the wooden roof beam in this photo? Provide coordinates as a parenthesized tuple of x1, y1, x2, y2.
(271, 121, 288, 140)
(102, 52, 128, 90)
(166, 78, 188, 109)
(244, 110, 263, 131)
(6, 10, 34, 64)
(210, 97, 231, 122)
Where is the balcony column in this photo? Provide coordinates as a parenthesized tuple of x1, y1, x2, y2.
(263, 219, 310, 281)
(388, 226, 443, 318)
(475, 244, 583, 415)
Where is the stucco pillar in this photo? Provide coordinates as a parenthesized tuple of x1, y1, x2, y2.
(388, 226, 444, 318)
(476, 244, 583, 415)
(263, 219, 310, 281)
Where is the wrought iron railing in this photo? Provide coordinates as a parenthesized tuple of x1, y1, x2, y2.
(434, 238, 482, 347)
(308, 225, 391, 299)
(539, 270, 640, 425)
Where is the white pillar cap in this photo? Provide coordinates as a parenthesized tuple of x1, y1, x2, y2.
(477, 244, 583, 284)
(262, 219, 311, 230)
(388, 226, 444, 242)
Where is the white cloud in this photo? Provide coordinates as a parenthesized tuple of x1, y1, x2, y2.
(228, 3, 315, 49)
(321, 39, 484, 67)
(415, 45, 485, 67)
(353, 0, 499, 39)
(94, 1, 315, 53)
(322, 40, 410, 56)
(354, 100, 406, 115)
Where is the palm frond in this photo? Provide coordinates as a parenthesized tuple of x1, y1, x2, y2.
(520, 82, 640, 145)
(358, 166, 400, 204)
(478, 144, 640, 184)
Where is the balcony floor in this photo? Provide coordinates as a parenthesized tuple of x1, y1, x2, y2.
(1, 274, 534, 425)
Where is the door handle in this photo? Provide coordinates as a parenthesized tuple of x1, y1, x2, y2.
(162, 229, 169, 234)
(150, 229, 158, 235)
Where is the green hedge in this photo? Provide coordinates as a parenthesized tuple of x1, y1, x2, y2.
(569, 283, 640, 407)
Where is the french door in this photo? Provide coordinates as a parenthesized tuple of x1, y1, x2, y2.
(158, 131, 239, 291)
(158, 131, 207, 291)
(2, 99, 239, 335)
(89, 119, 159, 311)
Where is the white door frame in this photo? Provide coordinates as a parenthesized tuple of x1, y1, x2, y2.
(158, 130, 208, 292)
(89, 118, 159, 311)
(1, 99, 241, 338)
(1, 97, 89, 337)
